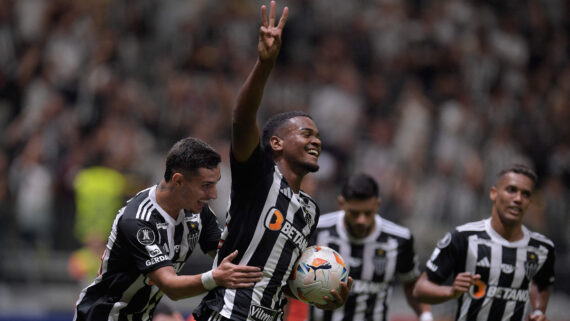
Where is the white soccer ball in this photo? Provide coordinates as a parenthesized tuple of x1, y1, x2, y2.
(288, 245, 349, 305)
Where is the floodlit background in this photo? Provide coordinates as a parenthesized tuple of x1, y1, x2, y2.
(0, 0, 568, 320)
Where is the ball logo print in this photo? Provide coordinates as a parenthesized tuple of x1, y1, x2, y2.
(288, 245, 349, 305)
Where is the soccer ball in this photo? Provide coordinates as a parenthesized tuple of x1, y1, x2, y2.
(288, 245, 349, 305)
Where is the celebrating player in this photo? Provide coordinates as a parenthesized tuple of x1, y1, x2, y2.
(193, 2, 351, 321)
(74, 137, 263, 321)
(413, 164, 555, 321)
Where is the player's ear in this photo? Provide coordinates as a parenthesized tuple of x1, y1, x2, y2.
(171, 172, 184, 186)
(270, 135, 283, 152)
(489, 186, 497, 201)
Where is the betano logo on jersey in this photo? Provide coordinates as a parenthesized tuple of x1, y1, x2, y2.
(469, 280, 529, 302)
(264, 207, 308, 250)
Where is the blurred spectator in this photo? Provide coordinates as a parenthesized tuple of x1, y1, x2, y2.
(0, 0, 568, 305)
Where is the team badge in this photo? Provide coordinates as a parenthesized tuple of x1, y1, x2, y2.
(137, 227, 155, 245)
(187, 221, 200, 251)
(373, 248, 387, 275)
(524, 252, 539, 280)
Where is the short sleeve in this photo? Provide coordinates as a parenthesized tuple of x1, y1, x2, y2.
(532, 244, 556, 287)
(230, 145, 268, 190)
(117, 217, 172, 274)
(396, 236, 420, 283)
(425, 230, 463, 284)
(199, 206, 222, 254)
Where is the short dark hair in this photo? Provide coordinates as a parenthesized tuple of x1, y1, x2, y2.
(164, 137, 221, 181)
(341, 173, 380, 201)
(497, 164, 538, 185)
(261, 111, 312, 155)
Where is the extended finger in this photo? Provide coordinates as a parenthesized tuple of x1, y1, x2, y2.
(261, 5, 268, 27)
(221, 250, 239, 263)
(269, 1, 276, 27)
(277, 6, 289, 30)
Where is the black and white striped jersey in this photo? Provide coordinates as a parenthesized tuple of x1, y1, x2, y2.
(426, 218, 555, 321)
(308, 211, 420, 321)
(74, 185, 221, 321)
(195, 146, 320, 321)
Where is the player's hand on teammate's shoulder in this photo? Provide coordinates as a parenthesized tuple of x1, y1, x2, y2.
(258, 0, 288, 62)
(212, 250, 263, 289)
(314, 276, 353, 310)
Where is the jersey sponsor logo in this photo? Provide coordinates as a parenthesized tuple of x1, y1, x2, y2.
(145, 244, 162, 257)
(264, 207, 308, 250)
(249, 304, 282, 321)
(352, 279, 387, 294)
(265, 208, 284, 231)
(525, 252, 539, 280)
(145, 255, 168, 266)
(469, 280, 487, 299)
(437, 232, 452, 249)
(469, 281, 529, 302)
(137, 227, 156, 245)
(476, 257, 490, 267)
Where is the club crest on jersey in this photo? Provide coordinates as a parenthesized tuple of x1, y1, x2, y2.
(187, 221, 200, 251)
(137, 227, 155, 245)
(373, 249, 387, 275)
(524, 252, 539, 280)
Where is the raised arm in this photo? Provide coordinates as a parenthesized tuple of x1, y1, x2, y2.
(231, 1, 288, 162)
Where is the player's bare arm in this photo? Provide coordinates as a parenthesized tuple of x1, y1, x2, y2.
(529, 282, 551, 321)
(403, 280, 432, 320)
(232, 1, 288, 162)
(413, 272, 480, 304)
(148, 250, 262, 300)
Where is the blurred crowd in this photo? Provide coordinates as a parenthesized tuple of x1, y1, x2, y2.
(0, 0, 569, 295)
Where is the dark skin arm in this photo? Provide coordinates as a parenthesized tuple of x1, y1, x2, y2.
(413, 271, 481, 304)
(403, 280, 432, 317)
(528, 282, 551, 321)
(232, 1, 288, 162)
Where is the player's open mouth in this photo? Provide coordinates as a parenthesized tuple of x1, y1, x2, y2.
(307, 149, 319, 157)
(507, 206, 522, 215)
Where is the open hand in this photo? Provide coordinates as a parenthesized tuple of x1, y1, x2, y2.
(213, 250, 263, 288)
(258, 1, 288, 62)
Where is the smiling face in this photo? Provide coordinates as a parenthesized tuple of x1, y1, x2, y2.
(271, 116, 321, 173)
(175, 166, 221, 213)
(339, 196, 381, 239)
(490, 172, 534, 228)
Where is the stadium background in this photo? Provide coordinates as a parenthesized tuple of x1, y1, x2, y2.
(0, 0, 568, 320)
